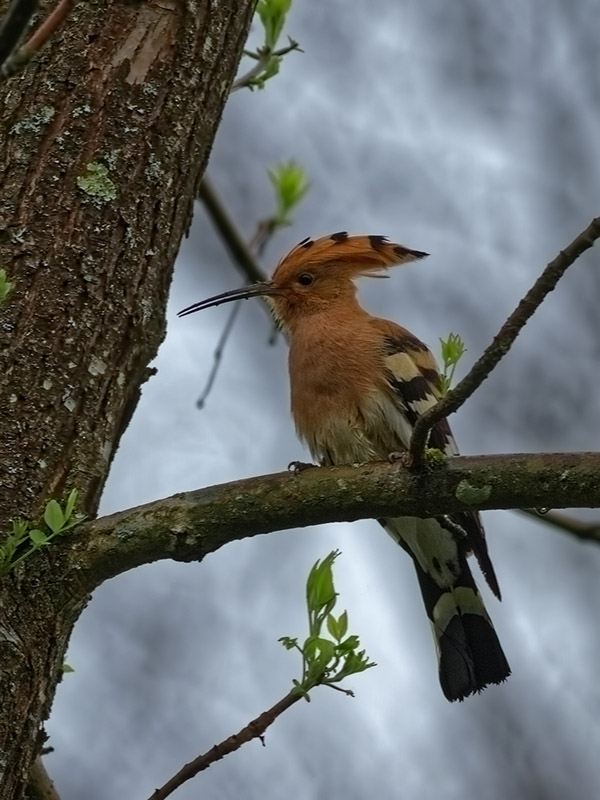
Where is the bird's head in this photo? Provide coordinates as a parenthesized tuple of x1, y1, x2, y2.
(178, 232, 428, 330)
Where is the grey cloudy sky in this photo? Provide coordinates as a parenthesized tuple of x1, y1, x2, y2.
(48, 2, 600, 798)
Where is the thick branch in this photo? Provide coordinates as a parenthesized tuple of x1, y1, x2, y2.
(66, 452, 600, 595)
(147, 691, 301, 800)
(409, 217, 600, 462)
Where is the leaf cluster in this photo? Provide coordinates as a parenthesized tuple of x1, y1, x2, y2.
(279, 551, 376, 700)
(241, 0, 300, 91)
(439, 332, 467, 395)
(0, 489, 85, 575)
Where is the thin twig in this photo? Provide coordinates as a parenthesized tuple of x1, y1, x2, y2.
(147, 691, 302, 800)
(196, 300, 241, 408)
(231, 38, 301, 92)
(196, 174, 288, 406)
(518, 508, 600, 543)
(0, 0, 37, 69)
(248, 202, 284, 344)
(249, 217, 278, 256)
(409, 217, 600, 463)
(198, 177, 267, 285)
(196, 178, 269, 407)
(0, 0, 73, 79)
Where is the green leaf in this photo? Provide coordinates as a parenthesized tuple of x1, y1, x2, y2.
(0, 268, 13, 305)
(44, 499, 64, 534)
(64, 489, 78, 521)
(334, 649, 377, 681)
(306, 551, 338, 613)
(61, 662, 75, 673)
(336, 611, 348, 640)
(303, 637, 336, 684)
(336, 634, 360, 654)
(278, 636, 298, 650)
(29, 529, 48, 546)
(257, 0, 292, 49)
(326, 610, 348, 641)
(326, 614, 339, 640)
(268, 161, 310, 223)
(11, 519, 29, 542)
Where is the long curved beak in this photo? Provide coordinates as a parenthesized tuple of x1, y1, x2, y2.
(178, 281, 279, 317)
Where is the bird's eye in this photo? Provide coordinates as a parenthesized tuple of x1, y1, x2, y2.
(298, 273, 314, 286)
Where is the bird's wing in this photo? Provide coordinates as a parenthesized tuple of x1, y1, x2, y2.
(374, 319, 501, 599)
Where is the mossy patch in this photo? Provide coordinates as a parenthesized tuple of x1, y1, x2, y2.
(76, 163, 117, 206)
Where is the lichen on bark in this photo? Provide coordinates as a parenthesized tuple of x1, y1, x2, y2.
(0, 1, 256, 797)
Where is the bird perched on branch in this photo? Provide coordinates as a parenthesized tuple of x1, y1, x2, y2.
(179, 232, 510, 701)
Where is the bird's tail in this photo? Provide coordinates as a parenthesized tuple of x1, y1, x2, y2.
(384, 516, 511, 702)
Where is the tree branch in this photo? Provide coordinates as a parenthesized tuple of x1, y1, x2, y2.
(195, 176, 282, 408)
(231, 39, 301, 92)
(0, 0, 36, 69)
(147, 691, 301, 800)
(197, 177, 268, 286)
(519, 508, 600, 543)
(1, 0, 74, 79)
(65, 452, 600, 596)
(409, 217, 600, 463)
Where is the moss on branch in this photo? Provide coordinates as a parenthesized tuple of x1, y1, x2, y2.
(63, 451, 600, 595)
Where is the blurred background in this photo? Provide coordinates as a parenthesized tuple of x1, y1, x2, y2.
(48, 1, 600, 798)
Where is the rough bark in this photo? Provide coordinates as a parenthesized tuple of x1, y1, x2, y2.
(59, 451, 600, 595)
(0, 0, 256, 796)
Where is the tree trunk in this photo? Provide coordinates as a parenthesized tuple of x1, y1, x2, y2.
(0, 1, 255, 796)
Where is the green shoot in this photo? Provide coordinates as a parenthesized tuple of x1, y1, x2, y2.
(235, 0, 301, 91)
(257, 0, 292, 50)
(439, 333, 467, 395)
(279, 551, 376, 700)
(0, 268, 13, 305)
(0, 489, 86, 575)
(268, 161, 310, 228)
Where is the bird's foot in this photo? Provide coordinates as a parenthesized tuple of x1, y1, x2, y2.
(388, 451, 413, 468)
(288, 460, 318, 473)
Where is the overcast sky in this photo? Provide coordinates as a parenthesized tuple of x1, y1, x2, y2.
(48, 2, 600, 798)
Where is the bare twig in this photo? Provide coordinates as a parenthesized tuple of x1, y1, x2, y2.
(197, 177, 267, 286)
(196, 300, 241, 409)
(196, 178, 273, 406)
(231, 38, 301, 92)
(249, 217, 278, 256)
(409, 217, 600, 463)
(519, 508, 600, 543)
(196, 170, 293, 406)
(147, 691, 301, 800)
(0, 0, 37, 69)
(0, 0, 73, 79)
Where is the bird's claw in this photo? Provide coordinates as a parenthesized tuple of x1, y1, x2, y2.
(288, 460, 318, 473)
(388, 451, 413, 468)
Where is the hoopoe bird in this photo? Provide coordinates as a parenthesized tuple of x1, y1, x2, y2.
(179, 232, 511, 701)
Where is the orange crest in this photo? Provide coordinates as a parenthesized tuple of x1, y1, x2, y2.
(273, 232, 428, 283)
